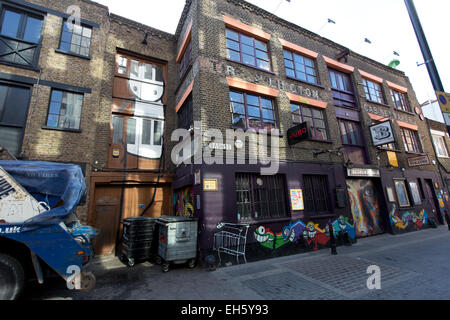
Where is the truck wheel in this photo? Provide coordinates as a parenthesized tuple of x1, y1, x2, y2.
(80, 272, 96, 292)
(0, 254, 25, 300)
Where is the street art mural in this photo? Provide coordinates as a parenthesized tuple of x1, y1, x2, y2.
(109, 53, 166, 169)
(254, 216, 356, 251)
(254, 226, 288, 249)
(389, 203, 428, 233)
(346, 179, 384, 237)
(174, 186, 194, 217)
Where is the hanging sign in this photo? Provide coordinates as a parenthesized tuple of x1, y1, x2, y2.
(290, 189, 304, 211)
(369, 120, 396, 147)
(287, 122, 311, 146)
(387, 151, 398, 167)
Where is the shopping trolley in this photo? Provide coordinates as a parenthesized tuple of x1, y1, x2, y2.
(213, 222, 250, 264)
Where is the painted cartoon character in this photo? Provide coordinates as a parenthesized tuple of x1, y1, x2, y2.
(282, 220, 306, 243)
(413, 210, 428, 230)
(302, 222, 330, 250)
(254, 226, 287, 249)
(389, 204, 408, 230)
(332, 215, 356, 241)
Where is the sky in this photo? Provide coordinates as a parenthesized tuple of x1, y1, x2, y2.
(93, 0, 449, 104)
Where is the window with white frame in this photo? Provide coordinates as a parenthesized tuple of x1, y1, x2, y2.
(431, 131, 449, 157)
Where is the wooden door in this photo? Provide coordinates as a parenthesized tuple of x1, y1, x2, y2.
(93, 204, 120, 255)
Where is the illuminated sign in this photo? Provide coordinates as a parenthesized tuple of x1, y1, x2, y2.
(287, 122, 311, 146)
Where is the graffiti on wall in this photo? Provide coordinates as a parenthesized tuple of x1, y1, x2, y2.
(174, 186, 194, 217)
(254, 216, 356, 251)
(389, 203, 428, 233)
(346, 179, 384, 237)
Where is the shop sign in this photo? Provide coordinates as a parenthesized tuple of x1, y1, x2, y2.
(203, 179, 218, 191)
(407, 155, 430, 167)
(363, 104, 415, 123)
(290, 189, 304, 211)
(208, 142, 232, 150)
(347, 168, 380, 178)
(369, 120, 396, 146)
(287, 122, 311, 146)
(387, 151, 398, 167)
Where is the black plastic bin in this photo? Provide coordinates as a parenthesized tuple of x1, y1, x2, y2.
(119, 217, 158, 267)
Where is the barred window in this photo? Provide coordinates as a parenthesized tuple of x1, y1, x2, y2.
(303, 175, 329, 214)
(236, 173, 287, 221)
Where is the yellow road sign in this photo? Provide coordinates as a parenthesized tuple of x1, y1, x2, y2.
(436, 91, 450, 113)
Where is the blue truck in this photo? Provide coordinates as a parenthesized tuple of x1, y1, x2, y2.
(0, 161, 98, 300)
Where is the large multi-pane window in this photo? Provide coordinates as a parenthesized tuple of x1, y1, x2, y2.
(291, 103, 328, 140)
(0, 7, 44, 67)
(303, 175, 329, 214)
(178, 41, 191, 79)
(0, 83, 31, 156)
(283, 50, 317, 84)
(329, 69, 357, 108)
(59, 21, 92, 57)
(235, 173, 287, 221)
(46, 90, 84, 130)
(363, 79, 385, 104)
(432, 134, 449, 158)
(338, 119, 367, 164)
(226, 28, 270, 71)
(229, 90, 277, 130)
(391, 89, 410, 112)
(177, 94, 193, 130)
(401, 128, 422, 153)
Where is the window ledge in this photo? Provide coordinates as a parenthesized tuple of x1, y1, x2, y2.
(305, 139, 333, 144)
(286, 75, 326, 90)
(364, 100, 391, 109)
(0, 61, 40, 72)
(394, 108, 415, 116)
(377, 148, 402, 153)
(55, 49, 91, 60)
(42, 125, 82, 133)
(238, 217, 291, 225)
(230, 126, 284, 137)
(226, 58, 275, 75)
(405, 151, 426, 156)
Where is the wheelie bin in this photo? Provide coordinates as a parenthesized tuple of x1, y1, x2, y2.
(156, 216, 198, 272)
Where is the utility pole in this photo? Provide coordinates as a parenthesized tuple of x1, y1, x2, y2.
(404, 0, 444, 92)
(404, 0, 449, 219)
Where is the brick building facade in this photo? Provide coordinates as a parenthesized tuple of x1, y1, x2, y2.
(0, 0, 447, 263)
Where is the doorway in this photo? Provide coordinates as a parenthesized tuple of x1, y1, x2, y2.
(346, 179, 384, 237)
(425, 179, 443, 225)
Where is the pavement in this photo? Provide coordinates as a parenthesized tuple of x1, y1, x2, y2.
(22, 225, 450, 300)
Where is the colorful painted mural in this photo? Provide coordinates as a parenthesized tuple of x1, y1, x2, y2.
(174, 186, 194, 217)
(389, 203, 428, 233)
(254, 226, 288, 249)
(346, 179, 384, 237)
(254, 216, 356, 251)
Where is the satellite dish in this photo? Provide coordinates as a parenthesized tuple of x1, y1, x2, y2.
(388, 59, 400, 69)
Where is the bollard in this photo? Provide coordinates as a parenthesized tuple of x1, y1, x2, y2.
(328, 223, 338, 255)
(445, 210, 450, 231)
